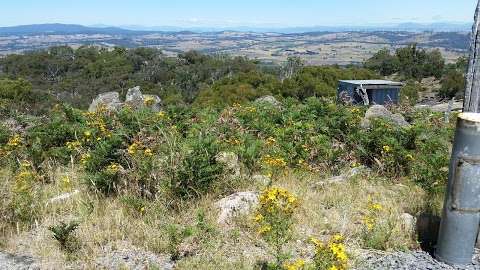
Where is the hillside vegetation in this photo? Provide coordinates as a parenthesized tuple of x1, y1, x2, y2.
(0, 45, 465, 269)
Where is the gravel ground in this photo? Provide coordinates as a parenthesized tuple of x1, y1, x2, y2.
(357, 250, 480, 270)
(0, 252, 39, 270)
(3, 247, 480, 269)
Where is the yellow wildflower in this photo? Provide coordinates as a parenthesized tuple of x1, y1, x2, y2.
(259, 225, 272, 234)
(144, 148, 153, 157)
(144, 96, 155, 106)
(6, 134, 22, 148)
(80, 153, 91, 166)
(265, 137, 276, 146)
(157, 111, 166, 118)
(382, 145, 391, 153)
(128, 142, 139, 155)
(283, 259, 305, 270)
(106, 163, 121, 174)
(62, 176, 71, 184)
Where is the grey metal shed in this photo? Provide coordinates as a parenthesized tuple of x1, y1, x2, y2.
(337, 80, 403, 105)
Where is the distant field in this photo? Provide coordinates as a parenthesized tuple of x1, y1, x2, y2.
(0, 30, 469, 65)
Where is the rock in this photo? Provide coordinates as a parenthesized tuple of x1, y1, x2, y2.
(415, 102, 464, 113)
(399, 213, 416, 234)
(48, 190, 80, 204)
(88, 92, 123, 112)
(255, 96, 282, 108)
(361, 105, 410, 129)
(143, 94, 162, 112)
(215, 152, 241, 179)
(317, 166, 370, 186)
(214, 192, 259, 225)
(94, 241, 173, 270)
(125, 86, 144, 108)
(2, 118, 24, 133)
(346, 165, 370, 178)
(252, 175, 271, 186)
(125, 86, 162, 111)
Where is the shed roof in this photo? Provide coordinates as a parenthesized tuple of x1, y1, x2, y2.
(339, 80, 403, 87)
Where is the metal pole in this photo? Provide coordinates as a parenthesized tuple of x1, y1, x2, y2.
(436, 113, 480, 265)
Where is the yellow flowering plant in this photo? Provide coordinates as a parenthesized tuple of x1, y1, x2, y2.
(10, 161, 40, 223)
(311, 234, 348, 270)
(360, 197, 394, 250)
(254, 187, 299, 268)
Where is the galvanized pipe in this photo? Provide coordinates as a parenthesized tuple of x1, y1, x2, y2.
(436, 113, 480, 265)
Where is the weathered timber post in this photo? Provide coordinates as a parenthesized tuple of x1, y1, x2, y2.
(436, 113, 480, 265)
(464, 0, 480, 113)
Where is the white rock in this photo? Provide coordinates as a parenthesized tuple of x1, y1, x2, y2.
(255, 95, 282, 108)
(125, 86, 162, 111)
(88, 92, 123, 112)
(361, 105, 410, 129)
(252, 175, 271, 186)
(400, 213, 416, 233)
(214, 192, 259, 225)
(215, 152, 241, 179)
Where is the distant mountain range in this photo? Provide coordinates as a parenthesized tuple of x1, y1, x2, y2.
(0, 22, 472, 35)
(0, 24, 137, 35)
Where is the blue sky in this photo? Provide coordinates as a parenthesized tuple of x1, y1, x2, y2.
(0, 0, 477, 27)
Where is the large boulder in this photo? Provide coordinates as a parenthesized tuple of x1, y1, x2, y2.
(88, 92, 123, 112)
(214, 192, 259, 225)
(361, 105, 410, 129)
(255, 95, 282, 108)
(215, 152, 241, 179)
(125, 86, 144, 108)
(125, 86, 162, 112)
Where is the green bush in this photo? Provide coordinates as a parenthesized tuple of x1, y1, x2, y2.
(166, 134, 225, 199)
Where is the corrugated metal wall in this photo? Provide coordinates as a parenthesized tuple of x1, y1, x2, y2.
(337, 82, 400, 105)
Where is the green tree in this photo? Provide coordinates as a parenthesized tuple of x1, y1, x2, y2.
(400, 80, 423, 105)
(439, 70, 465, 99)
(365, 48, 400, 76)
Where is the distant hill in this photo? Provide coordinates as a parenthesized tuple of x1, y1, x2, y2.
(0, 22, 472, 36)
(118, 22, 472, 33)
(0, 23, 140, 35)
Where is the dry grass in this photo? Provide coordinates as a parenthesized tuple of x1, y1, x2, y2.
(0, 166, 427, 269)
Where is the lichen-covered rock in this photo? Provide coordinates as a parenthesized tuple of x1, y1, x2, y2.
(252, 175, 271, 186)
(143, 94, 162, 112)
(399, 213, 416, 234)
(361, 105, 410, 129)
(125, 86, 144, 108)
(215, 152, 241, 179)
(125, 86, 162, 111)
(88, 92, 122, 112)
(255, 95, 282, 108)
(214, 192, 259, 225)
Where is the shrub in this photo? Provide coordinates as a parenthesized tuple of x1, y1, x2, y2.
(400, 80, 422, 105)
(49, 221, 80, 252)
(165, 134, 225, 200)
(254, 187, 299, 268)
(360, 199, 394, 251)
(7, 162, 41, 224)
(311, 234, 348, 270)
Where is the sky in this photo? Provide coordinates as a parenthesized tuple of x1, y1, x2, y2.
(0, 0, 478, 27)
